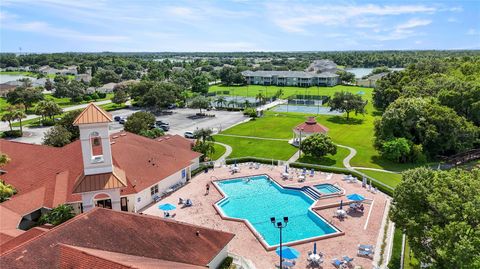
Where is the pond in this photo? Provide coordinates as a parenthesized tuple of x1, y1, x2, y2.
(0, 74, 30, 84)
(345, 67, 404, 78)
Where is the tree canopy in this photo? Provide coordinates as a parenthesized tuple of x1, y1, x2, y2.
(39, 204, 75, 226)
(124, 111, 155, 135)
(390, 168, 480, 269)
(42, 126, 73, 147)
(189, 95, 210, 113)
(301, 133, 337, 158)
(329, 91, 367, 120)
(6, 87, 44, 112)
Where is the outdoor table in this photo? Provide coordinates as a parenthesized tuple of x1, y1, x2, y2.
(232, 167, 239, 172)
(282, 172, 289, 177)
(337, 209, 346, 217)
(309, 253, 321, 261)
(299, 175, 305, 180)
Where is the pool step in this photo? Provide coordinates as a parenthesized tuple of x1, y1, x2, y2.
(302, 186, 321, 200)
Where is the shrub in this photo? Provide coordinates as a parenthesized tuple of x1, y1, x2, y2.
(41, 118, 55, 126)
(243, 107, 257, 118)
(83, 95, 92, 101)
(98, 92, 107, 98)
(139, 128, 164, 139)
(381, 138, 411, 163)
(3, 130, 22, 138)
(39, 204, 75, 226)
(90, 92, 99, 100)
(219, 257, 233, 269)
(71, 96, 83, 102)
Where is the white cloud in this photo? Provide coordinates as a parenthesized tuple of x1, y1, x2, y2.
(466, 29, 478, 35)
(396, 19, 432, 30)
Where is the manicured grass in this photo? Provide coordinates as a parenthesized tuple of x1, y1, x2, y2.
(298, 146, 350, 168)
(45, 93, 113, 108)
(209, 84, 370, 98)
(222, 114, 304, 139)
(209, 143, 226, 161)
(356, 169, 402, 188)
(0, 71, 37, 77)
(388, 228, 404, 269)
(98, 102, 127, 111)
(404, 240, 421, 269)
(213, 135, 297, 160)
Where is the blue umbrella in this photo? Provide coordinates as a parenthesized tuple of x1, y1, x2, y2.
(285, 165, 288, 173)
(158, 203, 176, 211)
(276, 246, 300, 260)
(339, 200, 343, 210)
(346, 193, 365, 202)
(313, 242, 317, 254)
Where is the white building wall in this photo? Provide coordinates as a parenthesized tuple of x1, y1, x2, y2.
(208, 245, 229, 269)
(134, 167, 189, 212)
(78, 122, 113, 175)
(81, 188, 121, 212)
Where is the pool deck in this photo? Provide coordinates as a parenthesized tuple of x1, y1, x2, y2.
(141, 164, 390, 269)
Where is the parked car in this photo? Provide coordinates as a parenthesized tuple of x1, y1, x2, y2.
(158, 124, 170, 131)
(167, 104, 177, 109)
(155, 120, 169, 126)
(184, 131, 195, 139)
(114, 116, 122, 122)
(119, 118, 127, 124)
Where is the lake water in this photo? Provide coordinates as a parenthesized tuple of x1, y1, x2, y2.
(0, 74, 29, 84)
(345, 68, 404, 78)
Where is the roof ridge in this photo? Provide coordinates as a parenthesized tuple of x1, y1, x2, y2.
(73, 103, 112, 125)
(0, 207, 101, 256)
(58, 243, 135, 268)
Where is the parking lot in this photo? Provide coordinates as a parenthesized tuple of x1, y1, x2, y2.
(110, 108, 247, 137)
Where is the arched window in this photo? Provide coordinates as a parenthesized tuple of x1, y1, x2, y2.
(89, 131, 104, 163)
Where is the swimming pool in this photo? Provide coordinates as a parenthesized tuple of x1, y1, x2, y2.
(314, 183, 342, 195)
(214, 175, 339, 247)
(271, 105, 342, 115)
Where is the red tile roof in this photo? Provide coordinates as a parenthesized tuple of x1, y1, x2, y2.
(73, 103, 113, 125)
(294, 116, 329, 134)
(0, 133, 201, 236)
(0, 227, 47, 254)
(0, 208, 234, 268)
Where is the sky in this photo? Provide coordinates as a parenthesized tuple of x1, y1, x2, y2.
(0, 0, 479, 52)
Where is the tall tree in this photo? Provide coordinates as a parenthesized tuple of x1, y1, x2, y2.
(124, 112, 155, 134)
(329, 91, 367, 120)
(300, 133, 337, 158)
(6, 87, 44, 112)
(189, 96, 210, 113)
(191, 74, 209, 94)
(390, 168, 480, 269)
(35, 100, 62, 120)
(42, 126, 72, 147)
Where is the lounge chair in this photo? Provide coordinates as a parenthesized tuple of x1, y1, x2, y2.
(358, 244, 374, 251)
(342, 256, 354, 265)
(310, 169, 314, 177)
(331, 258, 345, 268)
(357, 249, 373, 258)
(152, 193, 161, 202)
(178, 197, 184, 204)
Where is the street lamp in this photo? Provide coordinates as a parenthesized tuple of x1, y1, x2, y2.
(271, 216, 289, 269)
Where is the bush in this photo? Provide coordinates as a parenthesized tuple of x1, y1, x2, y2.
(139, 128, 164, 139)
(90, 92, 99, 100)
(219, 257, 233, 269)
(71, 96, 83, 102)
(83, 95, 92, 101)
(3, 130, 22, 138)
(243, 107, 257, 117)
(98, 92, 107, 98)
(41, 118, 55, 126)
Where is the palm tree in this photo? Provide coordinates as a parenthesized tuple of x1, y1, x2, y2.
(256, 92, 265, 105)
(243, 99, 251, 108)
(1, 111, 15, 131)
(194, 128, 214, 142)
(215, 96, 227, 108)
(228, 100, 237, 108)
(275, 89, 284, 98)
(13, 107, 27, 133)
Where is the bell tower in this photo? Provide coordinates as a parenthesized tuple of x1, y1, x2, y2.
(73, 103, 114, 175)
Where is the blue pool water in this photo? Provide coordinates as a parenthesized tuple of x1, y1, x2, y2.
(314, 183, 341, 195)
(215, 175, 338, 246)
(272, 105, 342, 115)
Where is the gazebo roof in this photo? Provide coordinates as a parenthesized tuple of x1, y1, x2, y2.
(293, 117, 329, 134)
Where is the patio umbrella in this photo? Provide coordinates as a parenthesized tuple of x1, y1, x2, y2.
(158, 203, 176, 211)
(339, 200, 343, 210)
(313, 242, 317, 254)
(346, 194, 365, 202)
(275, 246, 300, 260)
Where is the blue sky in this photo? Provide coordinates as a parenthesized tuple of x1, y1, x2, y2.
(0, 0, 479, 52)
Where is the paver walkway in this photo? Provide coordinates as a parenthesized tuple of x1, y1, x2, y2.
(214, 141, 232, 166)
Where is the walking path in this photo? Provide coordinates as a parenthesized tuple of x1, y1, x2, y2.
(256, 99, 286, 112)
(214, 142, 232, 166)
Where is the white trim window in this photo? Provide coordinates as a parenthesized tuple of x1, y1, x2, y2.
(150, 185, 159, 196)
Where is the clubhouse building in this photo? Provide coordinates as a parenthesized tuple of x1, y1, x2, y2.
(242, 59, 340, 87)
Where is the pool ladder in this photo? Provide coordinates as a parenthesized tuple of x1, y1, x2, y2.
(301, 186, 321, 200)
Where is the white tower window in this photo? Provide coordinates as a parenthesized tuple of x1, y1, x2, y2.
(89, 131, 104, 163)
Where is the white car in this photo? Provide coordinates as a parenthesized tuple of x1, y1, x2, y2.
(184, 131, 195, 139)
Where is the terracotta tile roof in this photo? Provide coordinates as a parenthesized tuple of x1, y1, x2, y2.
(0, 133, 201, 236)
(73, 103, 113, 125)
(72, 167, 127, 194)
(58, 244, 206, 269)
(0, 227, 46, 254)
(0, 208, 234, 268)
(294, 116, 329, 134)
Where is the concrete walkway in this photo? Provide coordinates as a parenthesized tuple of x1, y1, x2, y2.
(287, 150, 301, 163)
(214, 141, 232, 166)
(336, 144, 357, 170)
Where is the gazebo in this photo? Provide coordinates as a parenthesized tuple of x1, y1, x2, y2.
(291, 117, 329, 147)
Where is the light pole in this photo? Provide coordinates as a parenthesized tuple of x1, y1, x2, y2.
(271, 216, 288, 269)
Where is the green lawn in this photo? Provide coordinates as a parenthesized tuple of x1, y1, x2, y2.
(209, 84, 370, 98)
(356, 169, 402, 188)
(0, 71, 37, 77)
(209, 143, 227, 161)
(298, 146, 350, 168)
(213, 135, 297, 160)
(404, 240, 421, 269)
(45, 93, 113, 108)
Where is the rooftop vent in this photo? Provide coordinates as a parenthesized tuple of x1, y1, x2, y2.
(120, 133, 127, 137)
(112, 135, 119, 139)
(196, 231, 200, 237)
